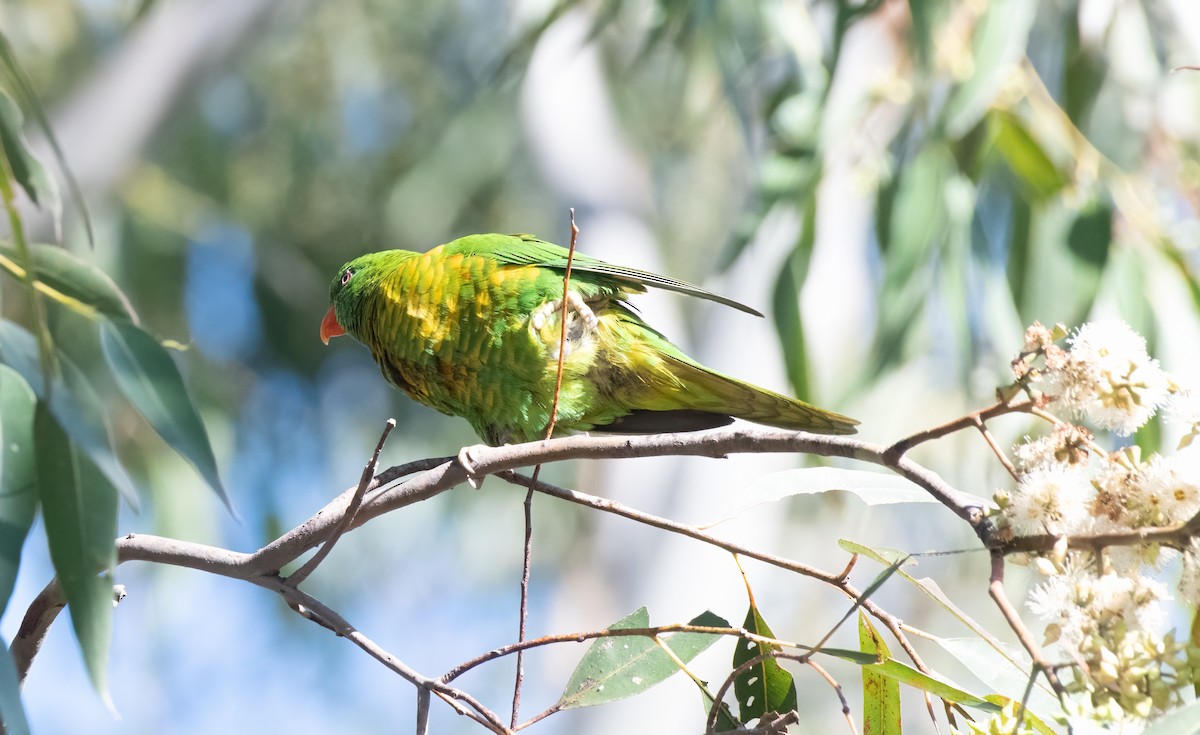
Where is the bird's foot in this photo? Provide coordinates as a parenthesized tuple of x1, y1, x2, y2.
(456, 444, 489, 490)
(563, 291, 598, 333)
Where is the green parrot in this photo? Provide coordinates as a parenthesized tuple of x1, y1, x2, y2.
(321, 233, 857, 446)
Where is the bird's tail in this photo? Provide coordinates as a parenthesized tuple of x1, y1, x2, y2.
(660, 354, 859, 435)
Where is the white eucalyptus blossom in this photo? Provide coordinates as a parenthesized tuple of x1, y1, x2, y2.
(1005, 464, 1093, 536)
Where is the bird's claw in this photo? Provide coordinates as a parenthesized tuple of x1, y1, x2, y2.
(457, 444, 488, 489)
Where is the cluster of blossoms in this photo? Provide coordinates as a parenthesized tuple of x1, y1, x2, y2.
(989, 321, 1200, 731)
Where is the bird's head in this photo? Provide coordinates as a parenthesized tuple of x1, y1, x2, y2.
(321, 251, 408, 345)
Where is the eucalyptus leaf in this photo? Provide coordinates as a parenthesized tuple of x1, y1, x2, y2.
(35, 403, 117, 699)
(0, 90, 58, 217)
(0, 243, 137, 321)
(0, 365, 37, 619)
(981, 695, 1059, 735)
(0, 320, 139, 507)
(557, 608, 727, 709)
(820, 647, 1000, 712)
(733, 604, 796, 722)
(100, 318, 230, 510)
(935, 637, 1060, 717)
(942, 0, 1037, 137)
(860, 613, 901, 735)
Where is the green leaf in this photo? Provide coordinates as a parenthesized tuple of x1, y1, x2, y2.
(771, 189, 817, 400)
(0, 243, 137, 321)
(820, 647, 1001, 712)
(941, 0, 1037, 138)
(0, 90, 58, 216)
(0, 641, 30, 735)
(0, 320, 139, 508)
(988, 112, 1068, 201)
(1143, 698, 1200, 735)
(0, 30, 93, 245)
(860, 613, 901, 735)
(0, 365, 37, 619)
(698, 684, 743, 733)
(35, 403, 117, 699)
(733, 605, 796, 722)
(557, 608, 727, 709)
(100, 318, 230, 510)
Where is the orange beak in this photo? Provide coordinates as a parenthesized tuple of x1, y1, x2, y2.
(320, 305, 346, 345)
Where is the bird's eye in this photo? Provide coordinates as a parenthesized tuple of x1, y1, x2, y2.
(340, 269, 353, 286)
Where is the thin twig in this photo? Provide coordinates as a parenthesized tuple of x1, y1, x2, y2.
(288, 419, 395, 588)
(884, 400, 1035, 463)
(511, 209, 581, 727)
(798, 656, 856, 735)
(973, 417, 1019, 480)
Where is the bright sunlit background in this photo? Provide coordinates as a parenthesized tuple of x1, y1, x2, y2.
(2, 0, 1200, 732)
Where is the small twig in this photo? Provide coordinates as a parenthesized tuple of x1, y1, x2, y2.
(511, 209, 581, 728)
(288, 419, 395, 588)
(883, 400, 1035, 463)
(986, 552, 1065, 699)
(973, 417, 1019, 480)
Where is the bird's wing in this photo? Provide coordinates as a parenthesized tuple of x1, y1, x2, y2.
(443, 233, 763, 317)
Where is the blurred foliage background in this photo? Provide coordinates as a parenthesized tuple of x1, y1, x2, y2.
(1, 0, 1199, 732)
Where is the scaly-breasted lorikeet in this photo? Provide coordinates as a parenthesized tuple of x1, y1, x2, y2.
(320, 233, 857, 445)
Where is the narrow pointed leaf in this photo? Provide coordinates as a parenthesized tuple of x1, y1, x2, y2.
(733, 605, 796, 722)
(0, 91, 58, 215)
(35, 403, 117, 697)
(0, 243, 137, 321)
(860, 613, 901, 735)
(100, 318, 230, 510)
(819, 647, 1000, 712)
(935, 637, 1060, 717)
(0, 320, 138, 507)
(0, 30, 93, 244)
(981, 696, 1057, 735)
(0, 641, 29, 735)
(0, 365, 37, 619)
(557, 608, 727, 709)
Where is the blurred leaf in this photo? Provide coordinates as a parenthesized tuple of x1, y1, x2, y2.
(988, 112, 1068, 201)
(934, 637, 1059, 717)
(838, 540, 920, 569)
(1142, 698, 1200, 735)
(35, 403, 117, 699)
(942, 0, 1037, 138)
(871, 145, 953, 378)
(0, 320, 139, 507)
(0, 243, 137, 321)
(1062, 16, 1107, 125)
(557, 608, 727, 709)
(1066, 202, 1112, 270)
(860, 613, 901, 735)
(0, 30, 93, 244)
(0, 366, 36, 619)
(0, 641, 29, 735)
(733, 604, 796, 722)
(906, 0, 948, 70)
(0, 90, 58, 216)
(772, 190, 816, 401)
(100, 318, 230, 510)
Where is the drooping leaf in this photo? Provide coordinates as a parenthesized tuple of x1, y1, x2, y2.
(557, 608, 727, 709)
(860, 613, 901, 735)
(941, 0, 1037, 138)
(0, 243, 137, 321)
(100, 318, 230, 510)
(988, 111, 1068, 201)
(0, 365, 37, 619)
(0, 90, 58, 216)
(771, 189, 817, 401)
(0, 320, 139, 507)
(0, 29, 93, 244)
(733, 605, 796, 722)
(698, 683, 743, 733)
(35, 403, 117, 699)
(0, 641, 29, 735)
